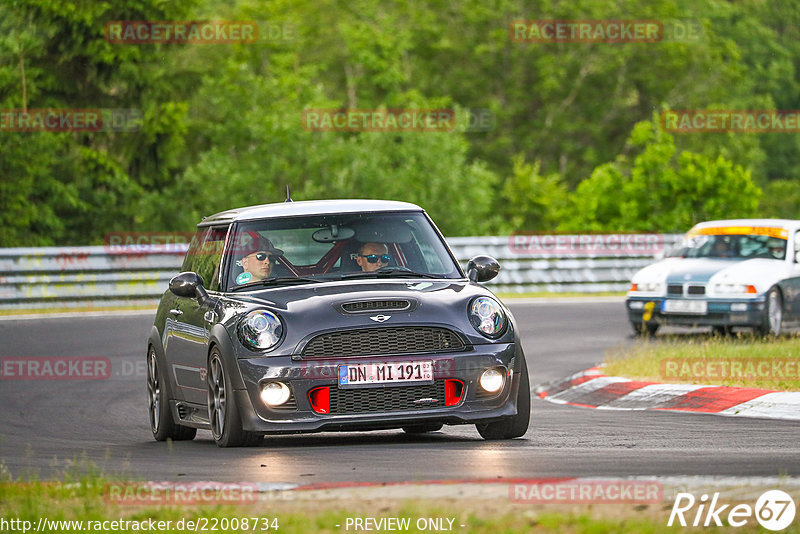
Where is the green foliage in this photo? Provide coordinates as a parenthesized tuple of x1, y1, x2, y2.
(760, 179, 800, 220)
(498, 156, 568, 233)
(1, 0, 800, 245)
(565, 116, 761, 232)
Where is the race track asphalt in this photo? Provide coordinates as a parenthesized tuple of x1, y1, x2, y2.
(1, 300, 798, 483)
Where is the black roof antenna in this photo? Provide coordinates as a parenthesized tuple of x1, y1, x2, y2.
(285, 185, 293, 202)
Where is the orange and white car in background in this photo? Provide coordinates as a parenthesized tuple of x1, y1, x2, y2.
(626, 219, 800, 336)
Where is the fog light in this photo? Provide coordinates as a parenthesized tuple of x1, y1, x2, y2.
(479, 368, 504, 393)
(629, 301, 644, 310)
(731, 303, 748, 312)
(260, 382, 291, 407)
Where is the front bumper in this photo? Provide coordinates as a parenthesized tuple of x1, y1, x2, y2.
(234, 343, 521, 433)
(626, 295, 767, 327)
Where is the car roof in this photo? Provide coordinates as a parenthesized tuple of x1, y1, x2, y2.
(199, 199, 425, 226)
(689, 219, 800, 232)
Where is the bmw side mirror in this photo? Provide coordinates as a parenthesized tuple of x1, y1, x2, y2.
(169, 272, 209, 302)
(467, 255, 500, 283)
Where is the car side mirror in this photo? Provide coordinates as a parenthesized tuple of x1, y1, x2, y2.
(169, 272, 209, 302)
(467, 255, 500, 283)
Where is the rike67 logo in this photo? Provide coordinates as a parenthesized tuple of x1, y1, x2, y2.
(668, 490, 796, 531)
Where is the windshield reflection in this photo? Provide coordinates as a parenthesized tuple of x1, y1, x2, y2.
(669, 234, 786, 260)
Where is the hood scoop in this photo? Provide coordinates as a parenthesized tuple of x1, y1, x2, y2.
(340, 299, 413, 314)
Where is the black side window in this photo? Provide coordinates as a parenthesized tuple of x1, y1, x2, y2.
(181, 226, 228, 291)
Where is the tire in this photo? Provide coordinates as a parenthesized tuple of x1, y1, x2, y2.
(147, 347, 196, 441)
(631, 322, 659, 337)
(476, 354, 531, 440)
(402, 423, 443, 434)
(758, 287, 784, 336)
(208, 348, 262, 447)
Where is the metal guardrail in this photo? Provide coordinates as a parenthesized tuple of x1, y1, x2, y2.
(0, 234, 683, 310)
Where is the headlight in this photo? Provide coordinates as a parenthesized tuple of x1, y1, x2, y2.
(712, 284, 757, 295)
(469, 297, 507, 338)
(631, 282, 662, 293)
(238, 310, 283, 350)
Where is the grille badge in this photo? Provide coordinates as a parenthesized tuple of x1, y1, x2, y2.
(369, 314, 391, 323)
(413, 398, 439, 404)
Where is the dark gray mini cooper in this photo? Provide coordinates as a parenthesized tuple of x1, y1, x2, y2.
(147, 199, 530, 446)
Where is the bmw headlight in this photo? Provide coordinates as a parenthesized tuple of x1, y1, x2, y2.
(712, 284, 757, 295)
(238, 310, 283, 350)
(469, 297, 508, 338)
(631, 281, 662, 293)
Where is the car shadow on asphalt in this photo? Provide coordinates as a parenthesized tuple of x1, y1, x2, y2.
(135, 429, 535, 450)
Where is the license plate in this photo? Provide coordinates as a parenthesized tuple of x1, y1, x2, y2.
(662, 299, 707, 314)
(338, 361, 433, 387)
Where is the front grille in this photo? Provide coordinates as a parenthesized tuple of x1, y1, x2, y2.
(330, 380, 446, 414)
(301, 327, 465, 359)
(687, 285, 706, 295)
(342, 300, 410, 313)
(667, 284, 683, 295)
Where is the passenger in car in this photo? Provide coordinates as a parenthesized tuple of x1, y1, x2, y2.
(768, 240, 786, 259)
(356, 242, 390, 272)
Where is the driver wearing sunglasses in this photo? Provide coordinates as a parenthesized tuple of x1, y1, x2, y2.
(237, 234, 284, 283)
(356, 242, 391, 272)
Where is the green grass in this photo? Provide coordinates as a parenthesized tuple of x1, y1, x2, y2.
(604, 335, 800, 391)
(4, 465, 797, 533)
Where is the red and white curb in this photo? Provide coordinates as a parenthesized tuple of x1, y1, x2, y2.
(535, 367, 800, 421)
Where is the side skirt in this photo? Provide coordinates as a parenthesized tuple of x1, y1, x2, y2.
(171, 400, 212, 430)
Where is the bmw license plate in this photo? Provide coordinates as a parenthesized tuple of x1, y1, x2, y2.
(662, 299, 707, 315)
(338, 361, 433, 387)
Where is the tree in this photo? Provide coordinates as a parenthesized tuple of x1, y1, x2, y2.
(498, 155, 568, 233)
(565, 115, 761, 232)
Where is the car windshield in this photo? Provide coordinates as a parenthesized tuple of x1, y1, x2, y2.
(669, 231, 787, 260)
(224, 211, 461, 289)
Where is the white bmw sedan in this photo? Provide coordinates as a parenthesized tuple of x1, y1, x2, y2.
(626, 219, 800, 336)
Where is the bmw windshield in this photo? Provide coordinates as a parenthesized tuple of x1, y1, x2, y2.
(669, 229, 787, 260)
(224, 212, 462, 289)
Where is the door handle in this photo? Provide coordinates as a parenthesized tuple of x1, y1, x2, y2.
(169, 308, 183, 317)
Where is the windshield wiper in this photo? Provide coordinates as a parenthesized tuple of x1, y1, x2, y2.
(340, 268, 441, 280)
(231, 276, 322, 291)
